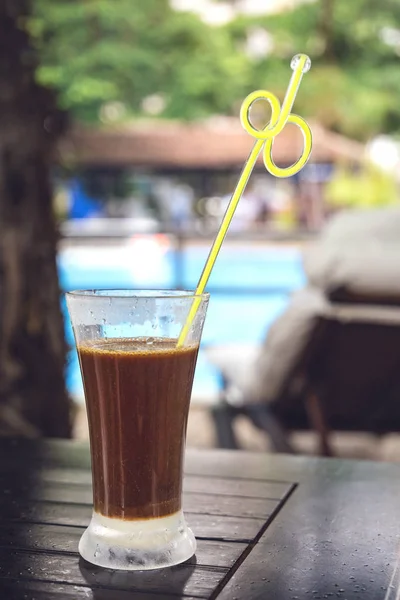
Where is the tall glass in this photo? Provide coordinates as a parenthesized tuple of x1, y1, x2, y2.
(66, 290, 209, 570)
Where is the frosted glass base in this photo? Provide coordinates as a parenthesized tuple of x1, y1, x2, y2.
(79, 510, 196, 570)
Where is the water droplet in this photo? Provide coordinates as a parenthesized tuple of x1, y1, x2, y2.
(291, 53, 312, 73)
(146, 337, 154, 345)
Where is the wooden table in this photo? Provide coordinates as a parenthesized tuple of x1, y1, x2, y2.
(0, 439, 399, 599)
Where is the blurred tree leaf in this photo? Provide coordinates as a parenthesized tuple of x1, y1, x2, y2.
(326, 163, 398, 208)
(30, 0, 248, 122)
(223, 0, 400, 140)
(28, 0, 400, 139)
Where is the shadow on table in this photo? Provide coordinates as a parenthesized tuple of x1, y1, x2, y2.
(79, 555, 198, 598)
(0, 440, 43, 594)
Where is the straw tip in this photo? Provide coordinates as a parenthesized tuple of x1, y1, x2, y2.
(291, 54, 312, 74)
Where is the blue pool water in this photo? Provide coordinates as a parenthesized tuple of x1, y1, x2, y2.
(59, 243, 305, 400)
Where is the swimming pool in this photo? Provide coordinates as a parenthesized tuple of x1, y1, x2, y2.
(59, 242, 305, 401)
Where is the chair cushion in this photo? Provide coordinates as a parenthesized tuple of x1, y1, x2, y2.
(245, 288, 327, 404)
(205, 344, 261, 406)
(207, 289, 328, 406)
(303, 208, 400, 306)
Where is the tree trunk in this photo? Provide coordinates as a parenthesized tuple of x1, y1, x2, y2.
(0, 0, 71, 437)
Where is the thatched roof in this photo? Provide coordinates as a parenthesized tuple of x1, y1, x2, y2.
(61, 118, 365, 169)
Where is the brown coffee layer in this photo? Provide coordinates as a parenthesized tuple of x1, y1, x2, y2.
(78, 338, 199, 520)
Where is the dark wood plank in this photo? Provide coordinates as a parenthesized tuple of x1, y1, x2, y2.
(0, 439, 304, 485)
(4, 470, 291, 500)
(40, 469, 92, 485)
(4, 439, 92, 470)
(0, 440, 90, 472)
(182, 493, 277, 520)
(0, 439, 344, 486)
(187, 514, 265, 542)
(0, 549, 225, 598)
(0, 523, 248, 569)
(185, 448, 345, 482)
(184, 476, 290, 501)
(0, 501, 267, 542)
(9, 485, 279, 520)
(0, 579, 193, 600)
(38, 468, 92, 489)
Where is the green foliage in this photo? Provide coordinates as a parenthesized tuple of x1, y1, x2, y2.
(30, 0, 247, 122)
(224, 0, 400, 140)
(29, 0, 400, 138)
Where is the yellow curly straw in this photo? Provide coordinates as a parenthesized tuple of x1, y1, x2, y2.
(177, 54, 312, 347)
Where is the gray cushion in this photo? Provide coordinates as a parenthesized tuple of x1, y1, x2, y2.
(207, 289, 327, 405)
(205, 344, 261, 406)
(303, 208, 400, 304)
(245, 288, 328, 404)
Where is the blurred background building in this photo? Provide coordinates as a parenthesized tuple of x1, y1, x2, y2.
(2, 0, 400, 453)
